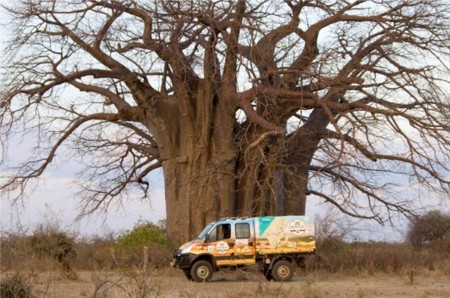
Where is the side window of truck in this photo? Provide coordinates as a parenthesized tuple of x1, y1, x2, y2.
(235, 223, 250, 239)
(209, 224, 231, 242)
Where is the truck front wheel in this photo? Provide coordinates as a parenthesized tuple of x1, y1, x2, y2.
(190, 260, 213, 282)
(183, 269, 193, 281)
(271, 260, 294, 282)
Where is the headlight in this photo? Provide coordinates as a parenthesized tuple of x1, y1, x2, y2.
(181, 245, 192, 254)
(173, 249, 181, 257)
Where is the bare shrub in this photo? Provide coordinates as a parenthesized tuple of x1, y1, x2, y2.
(73, 233, 117, 271)
(0, 273, 34, 298)
(0, 232, 33, 271)
(307, 211, 443, 275)
(112, 245, 172, 270)
(92, 247, 163, 298)
(30, 225, 77, 280)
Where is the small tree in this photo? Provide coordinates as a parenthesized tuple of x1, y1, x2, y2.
(407, 211, 450, 248)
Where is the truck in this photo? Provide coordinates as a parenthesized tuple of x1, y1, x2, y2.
(171, 215, 315, 282)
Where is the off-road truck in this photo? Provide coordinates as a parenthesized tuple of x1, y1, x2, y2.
(171, 216, 315, 282)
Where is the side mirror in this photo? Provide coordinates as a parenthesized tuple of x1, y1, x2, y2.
(205, 234, 210, 243)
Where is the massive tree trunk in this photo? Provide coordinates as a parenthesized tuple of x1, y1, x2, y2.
(147, 77, 315, 244)
(163, 156, 235, 245)
(149, 80, 239, 245)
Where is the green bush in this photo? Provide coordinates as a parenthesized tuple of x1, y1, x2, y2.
(117, 220, 168, 249)
(115, 220, 171, 269)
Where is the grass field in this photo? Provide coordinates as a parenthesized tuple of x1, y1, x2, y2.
(1, 219, 449, 297)
(1, 268, 449, 297)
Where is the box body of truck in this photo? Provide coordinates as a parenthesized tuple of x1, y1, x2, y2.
(172, 216, 315, 282)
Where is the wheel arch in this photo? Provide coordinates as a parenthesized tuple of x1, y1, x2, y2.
(268, 255, 296, 270)
(190, 253, 216, 269)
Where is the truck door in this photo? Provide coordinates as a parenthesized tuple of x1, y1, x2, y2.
(206, 221, 256, 266)
(233, 221, 256, 265)
(206, 223, 234, 266)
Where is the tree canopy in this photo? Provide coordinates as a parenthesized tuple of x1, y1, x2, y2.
(407, 210, 450, 247)
(1, 0, 450, 244)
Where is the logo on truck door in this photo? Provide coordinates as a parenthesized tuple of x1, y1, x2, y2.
(289, 219, 306, 235)
(216, 241, 229, 254)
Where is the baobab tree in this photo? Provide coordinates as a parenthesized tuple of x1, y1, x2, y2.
(1, 0, 449, 244)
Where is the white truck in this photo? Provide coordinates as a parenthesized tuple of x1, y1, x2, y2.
(171, 216, 315, 282)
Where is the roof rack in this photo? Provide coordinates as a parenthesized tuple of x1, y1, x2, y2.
(219, 217, 248, 221)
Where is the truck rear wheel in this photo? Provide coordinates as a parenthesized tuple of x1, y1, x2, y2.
(271, 260, 294, 282)
(263, 266, 273, 280)
(190, 260, 213, 282)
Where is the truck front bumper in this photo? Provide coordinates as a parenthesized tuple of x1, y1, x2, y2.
(171, 250, 192, 269)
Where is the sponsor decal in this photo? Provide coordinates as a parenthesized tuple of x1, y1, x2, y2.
(267, 235, 282, 248)
(216, 241, 229, 254)
(258, 216, 275, 235)
(289, 219, 306, 235)
(208, 245, 214, 252)
(236, 239, 248, 245)
(244, 247, 249, 253)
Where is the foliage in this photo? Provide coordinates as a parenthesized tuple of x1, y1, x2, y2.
(114, 220, 171, 269)
(0, 273, 34, 298)
(407, 211, 450, 248)
(117, 220, 168, 249)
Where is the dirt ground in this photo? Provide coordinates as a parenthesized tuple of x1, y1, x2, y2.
(4, 268, 450, 298)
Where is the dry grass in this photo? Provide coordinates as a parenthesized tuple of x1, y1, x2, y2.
(307, 237, 450, 275)
(1, 228, 449, 297)
(2, 269, 449, 298)
(2, 230, 449, 279)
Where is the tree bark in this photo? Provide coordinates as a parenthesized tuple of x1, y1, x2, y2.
(151, 82, 238, 245)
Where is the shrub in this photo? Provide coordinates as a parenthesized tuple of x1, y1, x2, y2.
(0, 273, 34, 298)
(407, 211, 450, 248)
(117, 220, 168, 248)
(0, 232, 35, 271)
(115, 220, 171, 269)
(30, 226, 77, 279)
(73, 233, 117, 270)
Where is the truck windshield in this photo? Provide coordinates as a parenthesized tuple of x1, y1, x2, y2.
(196, 222, 215, 239)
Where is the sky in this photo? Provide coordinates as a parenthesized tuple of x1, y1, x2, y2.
(0, 2, 448, 242)
(0, 5, 166, 237)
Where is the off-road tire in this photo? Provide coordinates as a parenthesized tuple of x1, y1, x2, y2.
(271, 260, 294, 282)
(190, 260, 213, 282)
(263, 266, 273, 280)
